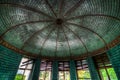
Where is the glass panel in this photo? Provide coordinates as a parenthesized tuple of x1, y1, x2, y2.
(24, 70, 31, 80)
(45, 71, 51, 80)
(99, 69, 108, 80)
(93, 53, 118, 80)
(58, 61, 70, 80)
(77, 69, 91, 79)
(15, 70, 25, 80)
(15, 58, 33, 80)
(100, 68, 118, 80)
(76, 60, 91, 80)
(27, 64, 33, 69)
(39, 71, 46, 80)
(64, 71, 70, 80)
(59, 71, 64, 80)
(107, 68, 117, 80)
(19, 58, 28, 69)
(39, 60, 52, 80)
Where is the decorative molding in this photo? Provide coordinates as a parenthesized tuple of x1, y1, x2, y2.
(0, 39, 38, 58)
(0, 35, 120, 60)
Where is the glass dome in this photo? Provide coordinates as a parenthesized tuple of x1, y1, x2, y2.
(0, 0, 120, 60)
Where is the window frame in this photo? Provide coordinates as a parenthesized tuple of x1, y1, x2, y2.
(58, 61, 70, 80)
(39, 60, 52, 80)
(75, 59, 91, 80)
(93, 53, 117, 80)
(15, 57, 33, 80)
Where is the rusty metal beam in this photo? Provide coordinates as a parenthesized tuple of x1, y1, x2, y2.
(0, 39, 39, 58)
(39, 27, 55, 55)
(21, 23, 54, 49)
(0, 20, 53, 38)
(66, 14, 120, 22)
(64, 0, 85, 17)
(62, 26, 72, 59)
(45, 0, 57, 17)
(0, 34, 120, 60)
(54, 26, 59, 59)
(64, 25, 89, 54)
(67, 22, 108, 50)
(0, 3, 54, 19)
(58, 0, 64, 17)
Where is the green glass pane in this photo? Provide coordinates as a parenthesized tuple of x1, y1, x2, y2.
(107, 68, 118, 80)
(99, 69, 108, 80)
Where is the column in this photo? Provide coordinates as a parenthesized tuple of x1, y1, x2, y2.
(52, 60, 58, 80)
(69, 60, 77, 80)
(87, 57, 100, 80)
(30, 59, 41, 80)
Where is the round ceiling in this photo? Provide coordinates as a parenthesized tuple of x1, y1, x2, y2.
(0, 0, 120, 60)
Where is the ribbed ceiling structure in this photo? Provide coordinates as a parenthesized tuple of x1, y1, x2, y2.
(0, 0, 120, 60)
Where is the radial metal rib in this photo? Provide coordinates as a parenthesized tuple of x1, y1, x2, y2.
(62, 26, 72, 58)
(67, 22, 108, 49)
(64, 0, 85, 17)
(64, 25, 89, 54)
(55, 26, 59, 59)
(21, 23, 54, 49)
(58, 0, 64, 17)
(45, 0, 57, 17)
(0, 3, 54, 19)
(0, 20, 53, 38)
(66, 14, 120, 22)
(39, 27, 55, 55)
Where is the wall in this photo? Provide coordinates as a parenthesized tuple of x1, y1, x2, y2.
(107, 44, 120, 80)
(0, 45, 22, 80)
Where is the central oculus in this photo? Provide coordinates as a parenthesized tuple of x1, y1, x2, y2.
(56, 18, 63, 25)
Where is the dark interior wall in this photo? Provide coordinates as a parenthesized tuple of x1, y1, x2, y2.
(0, 45, 22, 80)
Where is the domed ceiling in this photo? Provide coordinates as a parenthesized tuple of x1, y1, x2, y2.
(0, 0, 120, 60)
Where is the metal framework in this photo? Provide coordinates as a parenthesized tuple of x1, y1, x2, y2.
(21, 23, 54, 49)
(0, 0, 120, 60)
(0, 35, 120, 60)
(0, 3, 54, 19)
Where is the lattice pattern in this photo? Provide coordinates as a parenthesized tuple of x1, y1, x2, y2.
(0, 0, 120, 59)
